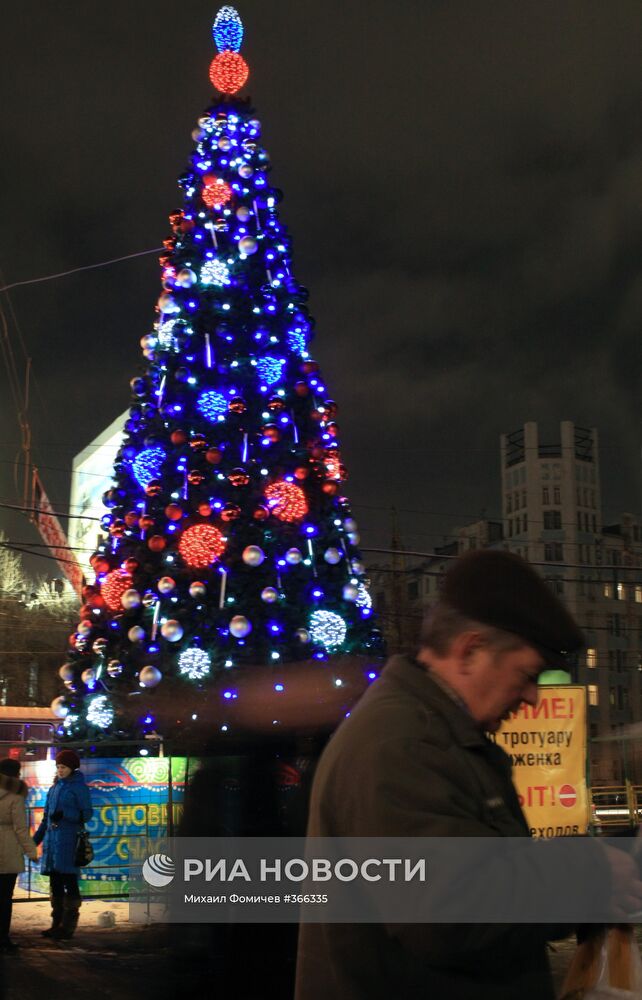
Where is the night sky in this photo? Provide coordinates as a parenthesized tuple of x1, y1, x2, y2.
(1, 0, 641, 579)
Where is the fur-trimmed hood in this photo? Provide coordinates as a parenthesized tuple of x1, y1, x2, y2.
(0, 772, 28, 798)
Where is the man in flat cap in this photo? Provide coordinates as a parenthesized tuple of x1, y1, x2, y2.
(295, 549, 642, 1000)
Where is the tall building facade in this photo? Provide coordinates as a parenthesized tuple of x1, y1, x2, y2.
(374, 421, 642, 783)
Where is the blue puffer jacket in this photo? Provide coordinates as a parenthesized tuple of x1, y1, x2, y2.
(33, 771, 93, 875)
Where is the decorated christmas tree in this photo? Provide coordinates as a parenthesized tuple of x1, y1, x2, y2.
(53, 6, 383, 744)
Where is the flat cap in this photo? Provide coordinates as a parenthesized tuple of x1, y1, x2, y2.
(442, 549, 584, 667)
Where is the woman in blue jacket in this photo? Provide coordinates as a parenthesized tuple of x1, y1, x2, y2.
(33, 750, 93, 940)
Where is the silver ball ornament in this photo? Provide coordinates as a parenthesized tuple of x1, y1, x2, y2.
(81, 668, 96, 685)
(59, 664, 75, 682)
(295, 628, 310, 643)
(238, 236, 258, 255)
(236, 206, 252, 221)
(51, 697, 69, 719)
(139, 666, 162, 688)
(229, 615, 252, 638)
(176, 268, 197, 288)
(238, 164, 254, 179)
(157, 576, 176, 595)
(242, 545, 265, 567)
(261, 587, 278, 603)
(285, 548, 302, 565)
(218, 136, 232, 151)
(107, 660, 124, 678)
(351, 560, 365, 575)
(343, 518, 358, 532)
(347, 532, 360, 545)
(121, 589, 141, 610)
(160, 619, 184, 642)
(342, 584, 359, 601)
(76, 621, 92, 637)
(323, 547, 342, 565)
(128, 625, 146, 643)
(157, 293, 180, 314)
(189, 581, 207, 599)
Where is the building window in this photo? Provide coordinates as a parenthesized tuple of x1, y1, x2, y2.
(407, 580, 419, 601)
(522, 514, 528, 532)
(586, 648, 597, 668)
(542, 487, 549, 505)
(588, 685, 599, 706)
(635, 585, 642, 604)
(553, 487, 561, 504)
(544, 543, 563, 562)
(603, 583, 613, 599)
(616, 582, 625, 601)
(592, 515, 597, 532)
(506, 494, 512, 514)
(543, 510, 561, 530)
(583, 513, 589, 532)
(609, 687, 616, 707)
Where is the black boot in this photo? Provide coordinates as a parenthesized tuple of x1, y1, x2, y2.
(57, 898, 81, 940)
(41, 895, 64, 938)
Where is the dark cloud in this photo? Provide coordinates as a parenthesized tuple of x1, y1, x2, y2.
(0, 0, 641, 570)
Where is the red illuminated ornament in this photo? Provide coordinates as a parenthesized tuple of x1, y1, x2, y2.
(324, 450, 344, 481)
(101, 570, 133, 612)
(179, 524, 226, 568)
(264, 481, 308, 523)
(202, 176, 233, 209)
(209, 51, 249, 95)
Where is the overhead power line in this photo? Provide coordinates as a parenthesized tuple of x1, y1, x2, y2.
(0, 247, 163, 294)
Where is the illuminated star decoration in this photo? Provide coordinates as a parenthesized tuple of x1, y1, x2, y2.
(86, 695, 114, 730)
(132, 447, 165, 488)
(197, 389, 228, 421)
(101, 570, 134, 611)
(202, 178, 233, 209)
(256, 356, 286, 385)
(178, 647, 212, 680)
(309, 610, 347, 651)
(157, 319, 178, 350)
(201, 259, 231, 287)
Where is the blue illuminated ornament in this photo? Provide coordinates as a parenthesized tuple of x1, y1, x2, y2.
(86, 695, 114, 730)
(256, 356, 286, 385)
(286, 329, 307, 356)
(132, 447, 165, 488)
(178, 647, 211, 680)
(201, 259, 231, 287)
(213, 6, 244, 53)
(197, 389, 228, 421)
(309, 610, 347, 651)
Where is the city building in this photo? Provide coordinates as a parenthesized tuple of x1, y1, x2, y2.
(374, 422, 642, 783)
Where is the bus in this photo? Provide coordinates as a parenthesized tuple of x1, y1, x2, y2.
(0, 707, 56, 761)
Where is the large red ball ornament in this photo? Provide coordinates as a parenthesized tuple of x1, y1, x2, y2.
(124, 511, 139, 527)
(123, 558, 140, 574)
(145, 480, 163, 497)
(228, 397, 247, 414)
(102, 570, 133, 611)
(294, 381, 310, 397)
(92, 557, 111, 575)
(326, 422, 339, 438)
(139, 515, 155, 531)
(264, 481, 308, 522)
(267, 397, 286, 413)
(187, 470, 205, 486)
(209, 51, 249, 95)
(148, 535, 167, 552)
(165, 503, 184, 521)
(322, 481, 338, 496)
(253, 505, 269, 521)
(294, 466, 309, 481)
(109, 520, 126, 537)
(301, 361, 319, 374)
(198, 502, 213, 517)
(190, 434, 208, 451)
(263, 425, 280, 442)
(202, 177, 233, 209)
(179, 524, 226, 568)
(171, 429, 188, 445)
(205, 447, 223, 465)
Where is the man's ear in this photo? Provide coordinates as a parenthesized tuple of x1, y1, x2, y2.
(451, 630, 485, 671)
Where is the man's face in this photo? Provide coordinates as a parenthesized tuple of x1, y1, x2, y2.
(463, 641, 545, 733)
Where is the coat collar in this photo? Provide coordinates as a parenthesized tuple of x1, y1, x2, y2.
(0, 772, 28, 797)
(382, 654, 489, 749)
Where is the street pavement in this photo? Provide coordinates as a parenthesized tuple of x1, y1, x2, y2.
(0, 895, 586, 999)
